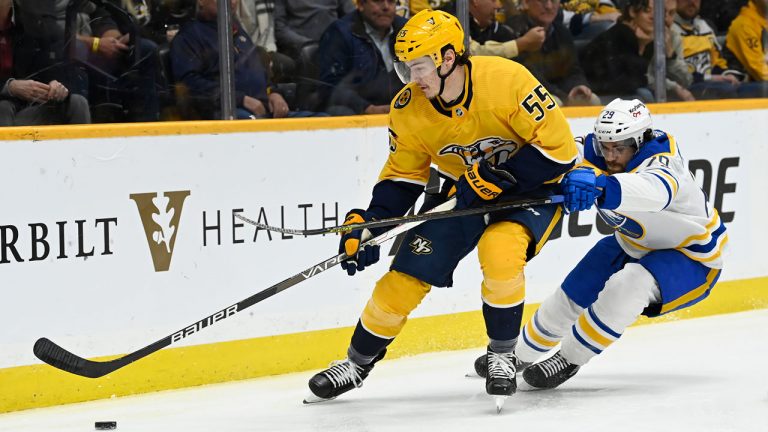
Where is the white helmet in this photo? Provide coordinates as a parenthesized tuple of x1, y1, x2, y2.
(593, 98, 652, 156)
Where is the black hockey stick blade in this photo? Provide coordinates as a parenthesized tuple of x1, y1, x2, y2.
(32, 198, 456, 379)
(235, 195, 564, 236)
(33, 337, 160, 378)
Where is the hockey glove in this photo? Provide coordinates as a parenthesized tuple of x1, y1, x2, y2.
(562, 168, 607, 212)
(339, 209, 380, 276)
(454, 159, 517, 210)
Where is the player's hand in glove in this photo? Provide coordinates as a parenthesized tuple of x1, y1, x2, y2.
(339, 209, 380, 276)
(453, 159, 517, 209)
(562, 168, 607, 212)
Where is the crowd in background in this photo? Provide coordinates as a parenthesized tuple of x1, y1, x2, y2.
(0, 0, 766, 126)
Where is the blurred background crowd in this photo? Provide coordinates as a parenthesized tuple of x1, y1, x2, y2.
(0, 0, 766, 125)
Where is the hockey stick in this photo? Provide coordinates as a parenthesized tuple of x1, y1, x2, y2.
(234, 195, 564, 236)
(33, 198, 461, 379)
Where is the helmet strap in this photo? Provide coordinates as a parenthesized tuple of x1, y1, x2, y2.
(436, 59, 459, 99)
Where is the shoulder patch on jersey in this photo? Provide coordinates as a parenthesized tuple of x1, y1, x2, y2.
(394, 88, 411, 109)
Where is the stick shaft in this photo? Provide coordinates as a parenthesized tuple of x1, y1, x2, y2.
(235, 195, 563, 236)
(33, 199, 456, 378)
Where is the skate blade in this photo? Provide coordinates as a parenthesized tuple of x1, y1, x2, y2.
(302, 393, 336, 404)
(494, 396, 507, 414)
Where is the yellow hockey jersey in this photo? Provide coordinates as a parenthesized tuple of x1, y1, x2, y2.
(380, 56, 577, 190)
(725, 1, 768, 82)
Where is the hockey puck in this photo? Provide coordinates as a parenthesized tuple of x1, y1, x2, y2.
(95, 421, 117, 430)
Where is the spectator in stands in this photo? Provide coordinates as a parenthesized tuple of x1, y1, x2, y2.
(673, 0, 740, 99)
(14, 0, 162, 122)
(580, 0, 656, 102)
(0, 0, 90, 126)
(561, 0, 621, 40)
(724, 0, 768, 91)
(394, 0, 446, 18)
(507, 0, 601, 105)
(441, 0, 547, 61)
(237, 0, 295, 83)
(316, 0, 406, 115)
(238, 0, 276, 50)
(698, 0, 748, 34)
(648, 0, 694, 101)
(115, 0, 196, 46)
(71, 1, 163, 122)
(171, 0, 320, 119)
(274, 0, 355, 58)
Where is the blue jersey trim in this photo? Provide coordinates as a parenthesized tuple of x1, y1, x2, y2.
(684, 222, 727, 254)
(599, 176, 622, 210)
(572, 326, 603, 355)
(649, 172, 673, 209)
(588, 306, 622, 338)
(522, 331, 550, 353)
(626, 132, 672, 172)
(534, 312, 559, 339)
(650, 167, 680, 191)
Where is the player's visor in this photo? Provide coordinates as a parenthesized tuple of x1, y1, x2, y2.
(593, 137, 638, 158)
(394, 56, 438, 84)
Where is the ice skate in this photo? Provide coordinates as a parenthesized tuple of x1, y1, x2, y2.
(485, 348, 519, 413)
(471, 351, 530, 379)
(303, 350, 385, 404)
(520, 350, 580, 390)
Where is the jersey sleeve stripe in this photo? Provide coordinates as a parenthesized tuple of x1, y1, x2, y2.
(649, 172, 674, 209)
(648, 167, 680, 194)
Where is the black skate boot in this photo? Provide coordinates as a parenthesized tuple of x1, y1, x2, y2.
(304, 350, 386, 403)
(485, 348, 520, 412)
(520, 351, 580, 390)
(474, 351, 530, 378)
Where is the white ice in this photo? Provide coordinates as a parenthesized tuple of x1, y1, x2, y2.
(2, 310, 767, 432)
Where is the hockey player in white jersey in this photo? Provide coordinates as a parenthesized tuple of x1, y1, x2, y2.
(479, 98, 728, 389)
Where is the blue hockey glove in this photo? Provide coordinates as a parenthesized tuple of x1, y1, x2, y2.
(454, 159, 517, 210)
(562, 168, 607, 212)
(339, 209, 380, 276)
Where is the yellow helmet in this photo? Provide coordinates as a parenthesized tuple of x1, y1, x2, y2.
(394, 9, 465, 69)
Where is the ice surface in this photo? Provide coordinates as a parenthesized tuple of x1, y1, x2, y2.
(2, 310, 767, 432)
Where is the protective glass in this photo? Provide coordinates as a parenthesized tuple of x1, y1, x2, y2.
(593, 137, 638, 158)
(394, 56, 438, 84)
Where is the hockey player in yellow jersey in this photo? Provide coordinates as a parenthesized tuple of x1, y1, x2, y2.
(305, 9, 577, 410)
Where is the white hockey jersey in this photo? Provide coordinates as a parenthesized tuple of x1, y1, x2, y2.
(579, 131, 727, 269)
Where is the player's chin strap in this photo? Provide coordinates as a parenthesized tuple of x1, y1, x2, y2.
(437, 59, 460, 99)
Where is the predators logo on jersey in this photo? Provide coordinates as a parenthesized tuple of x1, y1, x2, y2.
(439, 137, 519, 167)
(394, 88, 412, 109)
